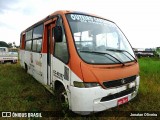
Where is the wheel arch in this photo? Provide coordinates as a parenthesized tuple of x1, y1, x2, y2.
(54, 80, 65, 91)
(54, 80, 71, 109)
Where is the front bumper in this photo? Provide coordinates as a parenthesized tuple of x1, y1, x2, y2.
(70, 76, 140, 115)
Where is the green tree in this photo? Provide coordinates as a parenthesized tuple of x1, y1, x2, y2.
(8, 42, 13, 48)
(155, 47, 160, 58)
(0, 41, 9, 47)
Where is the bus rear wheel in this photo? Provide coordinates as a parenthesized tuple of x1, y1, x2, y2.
(25, 63, 28, 72)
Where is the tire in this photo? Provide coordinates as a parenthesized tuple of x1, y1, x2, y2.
(25, 64, 28, 72)
(55, 85, 69, 112)
(11, 60, 15, 64)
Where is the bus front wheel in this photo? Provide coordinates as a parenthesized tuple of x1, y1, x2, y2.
(56, 85, 69, 112)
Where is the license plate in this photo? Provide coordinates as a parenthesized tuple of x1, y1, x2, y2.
(117, 96, 128, 105)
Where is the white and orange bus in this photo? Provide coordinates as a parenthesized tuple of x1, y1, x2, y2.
(19, 10, 140, 115)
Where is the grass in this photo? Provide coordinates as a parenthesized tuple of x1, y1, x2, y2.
(0, 57, 160, 120)
(136, 57, 160, 110)
(0, 63, 58, 120)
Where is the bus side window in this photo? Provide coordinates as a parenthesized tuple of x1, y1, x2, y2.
(32, 24, 43, 52)
(53, 17, 69, 64)
(25, 29, 33, 51)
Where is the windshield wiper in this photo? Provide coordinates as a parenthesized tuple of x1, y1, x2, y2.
(79, 50, 125, 66)
(106, 49, 137, 63)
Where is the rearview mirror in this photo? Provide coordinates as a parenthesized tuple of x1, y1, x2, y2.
(54, 26, 62, 42)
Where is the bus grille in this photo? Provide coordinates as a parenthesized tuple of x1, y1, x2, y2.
(103, 75, 136, 88)
(100, 87, 136, 102)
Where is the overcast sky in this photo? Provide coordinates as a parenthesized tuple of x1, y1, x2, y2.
(0, 0, 160, 48)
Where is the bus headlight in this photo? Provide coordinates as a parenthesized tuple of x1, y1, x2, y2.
(73, 81, 100, 88)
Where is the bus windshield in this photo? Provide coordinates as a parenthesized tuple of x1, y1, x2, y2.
(66, 13, 136, 64)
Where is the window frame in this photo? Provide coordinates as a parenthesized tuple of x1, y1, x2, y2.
(24, 24, 43, 53)
(33, 24, 43, 39)
(66, 13, 135, 65)
(32, 24, 43, 53)
(53, 15, 70, 64)
(25, 29, 33, 51)
(25, 40, 32, 51)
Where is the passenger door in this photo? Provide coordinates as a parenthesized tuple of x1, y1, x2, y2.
(46, 21, 56, 86)
(52, 16, 70, 89)
(46, 16, 70, 92)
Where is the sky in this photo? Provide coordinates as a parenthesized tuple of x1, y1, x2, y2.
(0, 0, 160, 48)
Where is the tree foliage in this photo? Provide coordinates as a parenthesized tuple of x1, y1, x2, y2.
(0, 41, 9, 47)
(8, 43, 13, 48)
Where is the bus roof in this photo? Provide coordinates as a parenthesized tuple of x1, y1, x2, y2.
(21, 10, 113, 33)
